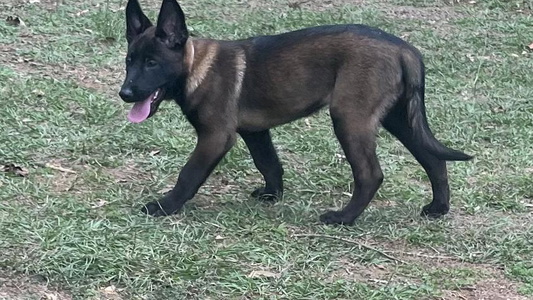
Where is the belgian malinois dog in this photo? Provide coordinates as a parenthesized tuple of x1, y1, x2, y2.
(119, 0, 472, 225)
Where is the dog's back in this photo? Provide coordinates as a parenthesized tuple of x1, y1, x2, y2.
(233, 25, 420, 131)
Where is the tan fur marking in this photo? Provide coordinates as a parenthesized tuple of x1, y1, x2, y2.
(184, 39, 195, 73)
(232, 50, 246, 101)
(186, 40, 218, 95)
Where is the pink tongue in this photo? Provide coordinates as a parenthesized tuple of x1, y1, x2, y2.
(127, 97, 151, 123)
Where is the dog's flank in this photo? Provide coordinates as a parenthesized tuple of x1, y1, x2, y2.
(119, 0, 473, 225)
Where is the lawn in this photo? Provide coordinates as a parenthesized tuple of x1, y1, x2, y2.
(0, 0, 532, 299)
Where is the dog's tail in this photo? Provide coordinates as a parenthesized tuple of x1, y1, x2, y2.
(401, 50, 473, 161)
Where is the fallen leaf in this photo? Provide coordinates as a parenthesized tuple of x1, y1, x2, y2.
(150, 150, 161, 156)
(1, 163, 29, 177)
(41, 293, 58, 300)
(215, 235, 225, 242)
(527, 42, 533, 51)
(491, 105, 505, 113)
(91, 199, 108, 209)
(75, 9, 89, 17)
(103, 285, 117, 293)
(32, 89, 45, 97)
(247, 270, 281, 279)
(29, 0, 40, 3)
(99, 285, 123, 299)
(304, 118, 311, 128)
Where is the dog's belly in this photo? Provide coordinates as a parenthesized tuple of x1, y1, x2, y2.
(237, 66, 335, 131)
(237, 96, 330, 131)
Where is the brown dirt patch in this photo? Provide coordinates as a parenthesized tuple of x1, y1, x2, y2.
(328, 258, 394, 285)
(47, 172, 78, 193)
(29, 159, 88, 195)
(296, 224, 529, 300)
(39, 159, 81, 192)
(0, 270, 71, 300)
(246, 0, 464, 21)
(0, 49, 122, 98)
(329, 245, 528, 300)
(384, 5, 463, 22)
(427, 261, 528, 300)
(103, 159, 153, 185)
(245, 0, 372, 12)
(439, 279, 529, 300)
(450, 210, 533, 233)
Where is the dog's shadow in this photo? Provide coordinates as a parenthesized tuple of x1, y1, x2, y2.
(148, 190, 425, 231)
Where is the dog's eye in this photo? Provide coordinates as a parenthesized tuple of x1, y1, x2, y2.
(145, 59, 158, 68)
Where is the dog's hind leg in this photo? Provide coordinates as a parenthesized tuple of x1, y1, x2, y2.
(240, 130, 284, 202)
(382, 104, 451, 217)
(320, 87, 386, 225)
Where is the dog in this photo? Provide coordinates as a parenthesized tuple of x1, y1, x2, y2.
(119, 0, 472, 225)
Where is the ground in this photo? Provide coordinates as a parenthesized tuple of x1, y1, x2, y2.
(0, 0, 532, 299)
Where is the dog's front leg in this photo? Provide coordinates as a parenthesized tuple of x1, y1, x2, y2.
(141, 131, 236, 217)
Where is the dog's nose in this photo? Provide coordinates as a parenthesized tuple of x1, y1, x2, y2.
(119, 87, 134, 101)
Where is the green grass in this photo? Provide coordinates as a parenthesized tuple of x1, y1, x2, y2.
(1, 0, 532, 299)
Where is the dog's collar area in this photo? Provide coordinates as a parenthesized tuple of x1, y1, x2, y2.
(185, 40, 218, 96)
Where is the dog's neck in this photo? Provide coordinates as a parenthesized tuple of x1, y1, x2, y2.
(185, 39, 218, 96)
(185, 38, 195, 74)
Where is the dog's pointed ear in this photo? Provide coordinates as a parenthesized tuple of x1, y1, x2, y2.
(126, 0, 153, 43)
(155, 0, 189, 49)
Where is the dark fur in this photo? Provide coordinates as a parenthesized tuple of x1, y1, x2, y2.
(120, 0, 473, 225)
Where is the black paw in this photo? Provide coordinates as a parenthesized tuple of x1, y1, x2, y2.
(319, 210, 356, 225)
(251, 187, 282, 202)
(140, 198, 181, 217)
(420, 203, 449, 218)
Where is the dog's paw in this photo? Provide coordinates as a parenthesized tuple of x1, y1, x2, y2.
(251, 187, 282, 202)
(420, 203, 449, 218)
(140, 199, 180, 217)
(319, 210, 355, 226)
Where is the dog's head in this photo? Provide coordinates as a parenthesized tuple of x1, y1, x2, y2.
(119, 0, 189, 123)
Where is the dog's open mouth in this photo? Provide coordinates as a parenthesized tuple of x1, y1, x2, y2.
(127, 88, 165, 123)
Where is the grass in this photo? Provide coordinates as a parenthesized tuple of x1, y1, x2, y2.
(0, 0, 532, 299)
